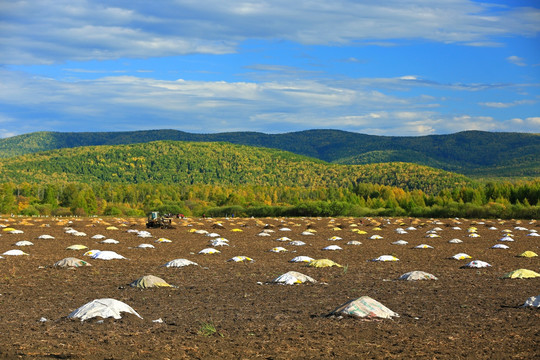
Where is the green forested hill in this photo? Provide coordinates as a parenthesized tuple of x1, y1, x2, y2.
(0, 129, 538, 177)
(0, 141, 472, 194)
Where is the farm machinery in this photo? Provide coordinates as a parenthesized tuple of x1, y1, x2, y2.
(146, 211, 174, 229)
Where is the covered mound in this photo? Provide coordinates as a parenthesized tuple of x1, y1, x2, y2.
(522, 295, 540, 308)
(136, 243, 155, 249)
(130, 275, 174, 289)
(162, 258, 198, 267)
(307, 259, 342, 268)
(289, 241, 306, 246)
(517, 251, 538, 258)
(210, 239, 229, 247)
(269, 247, 288, 253)
(68, 298, 142, 321)
(2, 249, 28, 256)
(372, 255, 399, 262)
(83, 249, 101, 257)
(227, 256, 254, 263)
(414, 244, 434, 249)
(501, 269, 540, 279)
(198, 248, 220, 254)
(461, 260, 491, 268)
(54, 257, 91, 268)
(100, 239, 119, 244)
(66, 244, 88, 250)
(451, 253, 472, 260)
(270, 271, 317, 285)
(398, 271, 438, 281)
(91, 250, 126, 260)
(7, 229, 24, 234)
(14, 240, 33, 246)
(327, 296, 399, 320)
(289, 256, 315, 263)
(276, 236, 291, 242)
(322, 245, 342, 251)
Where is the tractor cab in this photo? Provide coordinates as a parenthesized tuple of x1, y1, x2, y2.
(146, 211, 173, 229)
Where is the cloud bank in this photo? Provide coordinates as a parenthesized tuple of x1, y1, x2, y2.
(1, 1, 538, 136)
(1, 68, 538, 136)
(2, 0, 540, 64)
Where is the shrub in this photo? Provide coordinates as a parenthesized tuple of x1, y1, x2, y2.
(104, 206, 123, 216)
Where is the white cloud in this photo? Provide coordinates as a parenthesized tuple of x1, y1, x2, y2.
(444, 115, 499, 132)
(2, 0, 540, 64)
(480, 102, 512, 108)
(479, 99, 537, 108)
(526, 117, 540, 126)
(1, 68, 538, 136)
(352, 76, 516, 92)
(507, 55, 527, 66)
(501, 117, 540, 132)
(399, 76, 418, 81)
(0, 129, 17, 138)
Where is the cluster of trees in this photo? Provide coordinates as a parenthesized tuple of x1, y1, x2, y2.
(2, 130, 538, 177)
(0, 141, 472, 194)
(1, 180, 538, 219)
(1, 132, 537, 220)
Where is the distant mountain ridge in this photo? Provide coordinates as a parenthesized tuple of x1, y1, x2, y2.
(0, 129, 538, 177)
(0, 140, 472, 194)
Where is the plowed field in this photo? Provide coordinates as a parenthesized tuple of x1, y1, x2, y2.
(0, 216, 538, 359)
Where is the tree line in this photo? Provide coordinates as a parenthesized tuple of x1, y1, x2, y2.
(2, 130, 539, 178)
(0, 141, 473, 194)
(1, 180, 538, 219)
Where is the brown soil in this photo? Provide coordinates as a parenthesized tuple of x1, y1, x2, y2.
(0, 216, 538, 359)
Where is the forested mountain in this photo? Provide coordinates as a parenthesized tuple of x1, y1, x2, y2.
(0, 140, 472, 194)
(0, 130, 538, 177)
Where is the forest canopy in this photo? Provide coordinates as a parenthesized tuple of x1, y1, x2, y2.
(0, 139, 537, 219)
(2, 180, 538, 219)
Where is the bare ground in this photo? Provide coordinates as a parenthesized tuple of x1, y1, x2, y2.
(0, 216, 538, 359)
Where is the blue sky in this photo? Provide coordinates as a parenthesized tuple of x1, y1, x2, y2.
(0, 0, 539, 138)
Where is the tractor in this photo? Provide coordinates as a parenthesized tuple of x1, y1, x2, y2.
(146, 211, 174, 229)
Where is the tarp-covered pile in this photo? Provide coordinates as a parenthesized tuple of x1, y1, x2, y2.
(327, 296, 399, 320)
(522, 295, 540, 307)
(54, 257, 91, 268)
(162, 258, 198, 267)
(68, 298, 142, 321)
(130, 275, 174, 288)
(501, 269, 540, 279)
(270, 271, 317, 285)
(398, 271, 438, 281)
(307, 259, 342, 268)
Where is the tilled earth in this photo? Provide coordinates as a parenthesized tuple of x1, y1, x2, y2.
(0, 216, 538, 359)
